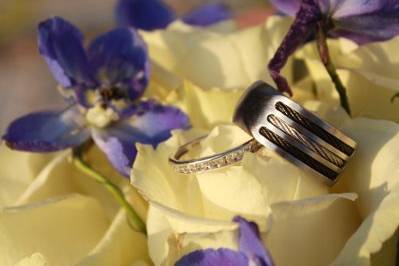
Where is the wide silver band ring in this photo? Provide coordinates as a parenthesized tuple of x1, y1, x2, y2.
(169, 135, 261, 174)
(233, 81, 357, 185)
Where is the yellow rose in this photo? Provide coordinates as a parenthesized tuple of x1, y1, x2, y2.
(0, 146, 150, 266)
(131, 101, 399, 265)
(142, 16, 294, 91)
(295, 37, 399, 123)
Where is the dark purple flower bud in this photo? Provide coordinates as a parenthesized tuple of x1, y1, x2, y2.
(182, 3, 232, 27)
(116, 0, 231, 30)
(116, 0, 176, 31)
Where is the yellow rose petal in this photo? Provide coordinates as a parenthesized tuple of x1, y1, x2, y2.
(17, 152, 77, 205)
(168, 81, 244, 129)
(296, 38, 399, 123)
(322, 117, 399, 265)
(77, 210, 150, 266)
(265, 193, 360, 266)
(333, 183, 399, 266)
(196, 126, 327, 223)
(132, 125, 328, 224)
(338, 118, 399, 217)
(0, 194, 108, 266)
(0, 145, 54, 207)
(142, 16, 292, 90)
(132, 129, 207, 217)
(18, 148, 147, 221)
(147, 202, 237, 266)
(15, 253, 48, 266)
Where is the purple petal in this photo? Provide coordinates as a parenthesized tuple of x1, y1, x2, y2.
(182, 3, 232, 26)
(269, 0, 301, 16)
(2, 108, 89, 152)
(116, 0, 175, 31)
(270, 0, 331, 16)
(331, 1, 399, 44)
(38, 17, 95, 89)
(331, 0, 394, 18)
(268, 0, 321, 95)
(91, 127, 138, 177)
(175, 248, 249, 266)
(87, 28, 150, 101)
(92, 100, 189, 176)
(234, 216, 274, 266)
(123, 100, 190, 145)
(332, 18, 399, 44)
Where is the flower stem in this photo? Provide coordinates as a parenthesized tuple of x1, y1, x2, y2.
(316, 22, 351, 115)
(72, 145, 146, 234)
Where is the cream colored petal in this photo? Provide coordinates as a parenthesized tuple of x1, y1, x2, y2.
(326, 117, 399, 264)
(132, 125, 328, 223)
(336, 118, 399, 218)
(338, 70, 399, 123)
(132, 128, 207, 217)
(0, 194, 108, 266)
(296, 39, 399, 123)
(370, 233, 398, 266)
(16, 152, 78, 205)
(265, 193, 360, 266)
(0, 145, 54, 207)
(18, 148, 147, 221)
(146, 202, 238, 266)
(167, 81, 244, 129)
(15, 253, 48, 266)
(77, 210, 150, 266)
(332, 183, 399, 266)
(142, 16, 292, 90)
(197, 139, 327, 224)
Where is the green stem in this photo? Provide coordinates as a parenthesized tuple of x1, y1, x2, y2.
(72, 145, 146, 234)
(316, 23, 351, 116)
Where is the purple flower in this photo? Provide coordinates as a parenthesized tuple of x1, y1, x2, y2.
(2, 17, 190, 177)
(175, 216, 274, 266)
(271, 0, 399, 44)
(116, 0, 232, 31)
(268, 0, 399, 95)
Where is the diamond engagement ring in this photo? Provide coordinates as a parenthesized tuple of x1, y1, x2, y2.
(169, 135, 262, 174)
(233, 81, 357, 185)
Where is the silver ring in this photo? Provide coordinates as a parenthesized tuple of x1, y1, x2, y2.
(169, 135, 262, 174)
(233, 81, 357, 185)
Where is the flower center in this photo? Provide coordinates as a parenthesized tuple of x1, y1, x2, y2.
(85, 105, 119, 128)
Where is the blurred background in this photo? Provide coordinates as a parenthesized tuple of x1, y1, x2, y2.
(0, 0, 270, 133)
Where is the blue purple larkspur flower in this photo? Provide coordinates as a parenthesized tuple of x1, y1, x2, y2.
(2, 17, 190, 177)
(268, 0, 399, 94)
(175, 216, 274, 266)
(116, 0, 232, 30)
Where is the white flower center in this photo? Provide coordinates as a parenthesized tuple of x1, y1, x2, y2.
(85, 105, 119, 128)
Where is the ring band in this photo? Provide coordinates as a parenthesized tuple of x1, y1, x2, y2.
(169, 135, 261, 174)
(233, 81, 357, 185)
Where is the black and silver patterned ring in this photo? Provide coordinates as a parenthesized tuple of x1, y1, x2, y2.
(233, 81, 357, 185)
